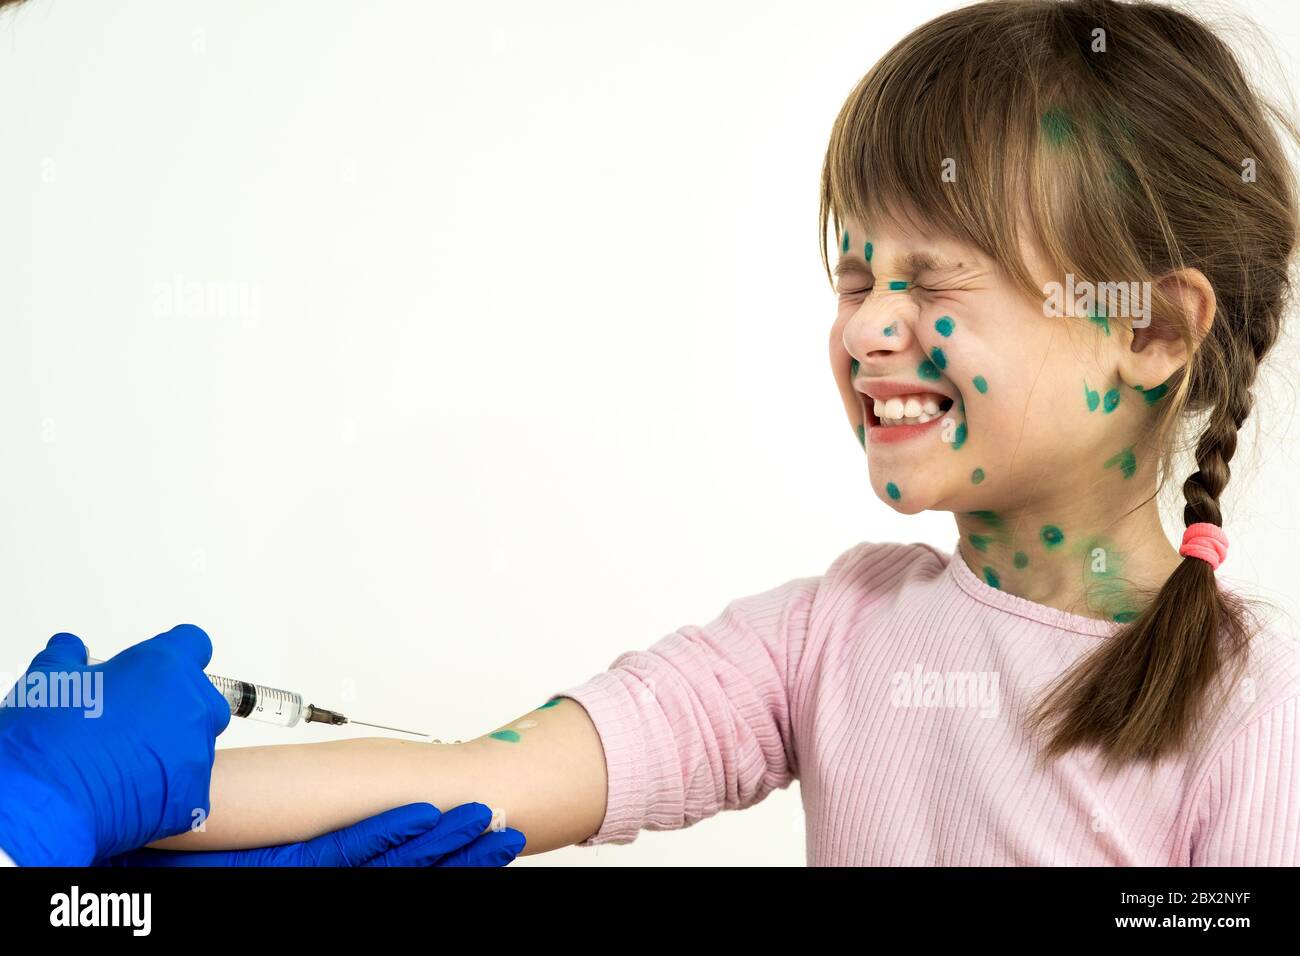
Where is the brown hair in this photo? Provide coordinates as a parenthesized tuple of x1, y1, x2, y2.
(819, 0, 1299, 765)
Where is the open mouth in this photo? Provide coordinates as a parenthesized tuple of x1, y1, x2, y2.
(864, 392, 954, 428)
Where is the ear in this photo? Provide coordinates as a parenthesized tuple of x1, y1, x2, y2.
(1115, 268, 1215, 392)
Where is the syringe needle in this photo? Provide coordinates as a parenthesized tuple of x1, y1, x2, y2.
(347, 718, 430, 738)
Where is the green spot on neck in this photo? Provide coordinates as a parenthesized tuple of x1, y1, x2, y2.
(1134, 382, 1169, 405)
(1103, 445, 1137, 479)
(918, 358, 940, 380)
(1084, 380, 1100, 411)
(970, 467, 985, 484)
(1087, 307, 1111, 336)
(935, 316, 954, 337)
(886, 481, 901, 501)
(968, 510, 1002, 527)
(1040, 525, 1064, 549)
(983, 567, 1001, 589)
(1102, 388, 1120, 413)
(970, 533, 991, 552)
(972, 375, 988, 394)
(930, 347, 947, 370)
(1013, 551, 1029, 569)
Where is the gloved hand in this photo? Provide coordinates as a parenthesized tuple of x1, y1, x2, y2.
(0, 626, 231, 866)
(99, 802, 526, 867)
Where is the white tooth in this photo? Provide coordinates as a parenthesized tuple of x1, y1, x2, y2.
(874, 398, 885, 417)
(904, 398, 922, 418)
(923, 397, 939, 414)
(885, 397, 905, 419)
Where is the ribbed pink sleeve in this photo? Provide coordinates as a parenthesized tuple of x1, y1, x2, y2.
(1191, 696, 1300, 865)
(553, 573, 820, 846)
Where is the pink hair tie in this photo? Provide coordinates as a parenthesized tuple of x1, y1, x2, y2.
(1179, 522, 1228, 570)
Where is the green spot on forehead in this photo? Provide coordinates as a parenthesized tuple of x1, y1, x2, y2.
(864, 241, 873, 262)
(970, 467, 985, 484)
(972, 375, 988, 394)
(983, 567, 1001, 589)
(1013, 551, 1029, 569)
(1040, 525, 1065, 548)
(888, 280, 909, 291)
(841, 229, 850, 254)
(1041, 106, 1077, 146)
(886, 481, 901, 500)
(1103, 445, 1137, 479)
(1102, 388, 1120, 413)
(930, 347, 947, 370)
(918, 358, 940, 380)
(935, 316, 954, 337)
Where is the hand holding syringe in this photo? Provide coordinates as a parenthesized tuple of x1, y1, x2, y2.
(87, 656, 429, 738)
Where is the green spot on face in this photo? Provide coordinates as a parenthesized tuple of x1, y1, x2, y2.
(864, 241, 873, 262)
(1041, 106, 1077, 146)
(970, 534, 991, 552)
(1040, 525, 1065, 549)
(951, 421, 967, 450)
(841, 229, 850, 254)
(886, 481, 901, 501)
(970, 467, 985, 484)
(489, 730, 521, 743)
(883, 323, 896, 337)
(930, 347, 947, 370)
(1102, 388, 1120, 413)
(1084, 380, 1100, 411)
(1087, 306, 1111, 336)
(1103, 445, 1137, 479)
(968, 510, 1002, 527)
(973, 375, 988, 394)
(983, 567, 1001, 589)
(1134, 382, 1169, 405)
(856, 423, 865, 448)
(935, 316, 954, 337)
(918, 358, 940, 380)
(888, 280, 909, 290)
(1113, 610, 1139, 623)
(538, 698, 562, 709)
(1013, 551, 1029, 569)
(850, 358, 859, 378)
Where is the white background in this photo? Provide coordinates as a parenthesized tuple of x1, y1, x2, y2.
(2, 0, 1299, 866)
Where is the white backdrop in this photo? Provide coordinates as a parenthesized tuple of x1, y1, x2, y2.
(2, 0, 1299, 866)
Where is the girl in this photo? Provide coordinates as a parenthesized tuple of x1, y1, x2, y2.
(159, 0, 1300, 864)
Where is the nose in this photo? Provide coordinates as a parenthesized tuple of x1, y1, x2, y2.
(843, 291, 914, 366)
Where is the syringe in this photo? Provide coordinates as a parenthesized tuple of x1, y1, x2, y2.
(86, 656, 428, 738)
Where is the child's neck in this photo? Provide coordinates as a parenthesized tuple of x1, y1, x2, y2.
(951, 487, 1182, 623)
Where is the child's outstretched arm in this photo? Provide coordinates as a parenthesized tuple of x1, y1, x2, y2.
(153, 695, 608, 856)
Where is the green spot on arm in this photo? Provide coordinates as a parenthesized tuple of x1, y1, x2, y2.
(537, 698, 563, 709)
(489, 730, 521, 743)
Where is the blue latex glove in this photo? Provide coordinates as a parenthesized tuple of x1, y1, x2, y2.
(0, 626, 231, 866)
(100, 802, 526, 867)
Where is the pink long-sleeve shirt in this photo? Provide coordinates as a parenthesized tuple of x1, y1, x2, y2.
(554, 539, 1300, 865)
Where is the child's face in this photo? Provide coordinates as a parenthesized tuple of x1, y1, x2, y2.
(829, 211, 1166, 517)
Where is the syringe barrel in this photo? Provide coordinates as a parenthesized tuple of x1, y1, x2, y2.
(206, 674, 306, 728)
